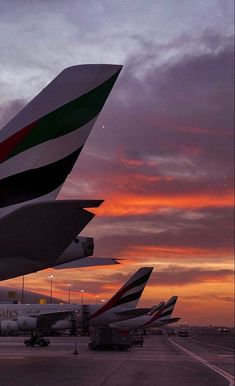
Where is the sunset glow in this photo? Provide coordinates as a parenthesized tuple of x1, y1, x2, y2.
(0, 1, 234, 327)
(98, 193, 233, 216)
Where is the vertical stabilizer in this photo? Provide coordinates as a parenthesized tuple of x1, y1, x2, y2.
(144, 296, 178, 326)
(0, 64, 122, 216)
(90, 267, 153, 320)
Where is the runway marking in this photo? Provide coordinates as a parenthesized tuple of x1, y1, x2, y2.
(169, 338, 235, 386)
(0, 356, 25, 360)
(191, 338, 235, 353)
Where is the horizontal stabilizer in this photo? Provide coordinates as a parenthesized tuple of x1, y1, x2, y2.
(54, 257, 119, 269)
(115, 308, 150, 318)
(0, 257, 50, 281)
(158, 317, 181, 325)
(60, 199, 103, 208)
(0, 200, 98, 264)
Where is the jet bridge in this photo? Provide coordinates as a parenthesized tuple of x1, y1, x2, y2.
(79, 305, 90, 335)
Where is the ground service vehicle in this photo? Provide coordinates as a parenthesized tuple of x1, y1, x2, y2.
(178, 329, 189, 337)
(132, 334, 144, 347)
(88, 327, 133, 351)
(24, 336, 51, 347)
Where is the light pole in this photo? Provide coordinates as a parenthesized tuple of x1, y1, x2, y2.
(80, 289, 84, 305)
(21, 275, 25, 304)
(67, 283, 71, 303)
(49, 274, 54, 303)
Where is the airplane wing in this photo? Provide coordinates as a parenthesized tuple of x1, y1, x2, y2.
(54, 257, 119, 269)
(0, 200, 102, 280)
(17, 311, 76, 330)
(0, 64, 122, 217)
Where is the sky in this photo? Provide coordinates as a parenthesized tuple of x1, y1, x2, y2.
(0, 0, 234, 326)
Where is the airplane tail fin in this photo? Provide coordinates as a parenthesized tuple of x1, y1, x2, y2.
(147, 301, 165, 316)
(90, 267, 153, 320)
(158, 296, 178, 320)
(0, 64, 122, 216)
(144, 296, 178, 326)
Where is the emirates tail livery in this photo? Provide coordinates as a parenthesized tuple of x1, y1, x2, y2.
(109, 296, 180, 329)
(0, 65, 122, 280)
(142, 296, 180, 327)
(88, 267, 154, 326)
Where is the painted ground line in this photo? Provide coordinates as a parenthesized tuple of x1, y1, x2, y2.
(191, 338, 235, 353)
(169, 338, 235, 386)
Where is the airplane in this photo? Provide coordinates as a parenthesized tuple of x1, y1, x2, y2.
(0, 64, 122, 280)
(0, 267, 153, 344)
(0, 199, 118, 281)
(109, 296, 180, 329)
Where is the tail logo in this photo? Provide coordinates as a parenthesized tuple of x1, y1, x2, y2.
(90, 268, 153, 320)
(144, 296, 177, 327)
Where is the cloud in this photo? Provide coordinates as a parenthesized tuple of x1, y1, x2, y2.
(149, 266, 234, 286)
(74, 204, 234, 260)
(58, 35, 234, 265)
(0, 99, 25, 129)
(84, 38, 234, 161)
(0, 30, 233, 269)
(0, 4, 233, 325)
(59, 34, 233, 202)
(54, 270, 130, 296)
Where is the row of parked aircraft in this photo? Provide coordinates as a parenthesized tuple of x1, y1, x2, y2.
(0, 64, 180, 345)
(0, 267, 180, 338)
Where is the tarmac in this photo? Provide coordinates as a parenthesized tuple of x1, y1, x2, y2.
(0, 334, 234, 386)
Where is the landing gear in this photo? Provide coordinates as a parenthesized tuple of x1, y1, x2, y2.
(24, 331, 50, 347)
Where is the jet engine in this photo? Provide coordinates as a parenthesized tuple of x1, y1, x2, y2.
(51, 320, 72, 330)
(55, 236, 94, 266)
(0, 320, 18, 335)
(17, 316, 38, 331)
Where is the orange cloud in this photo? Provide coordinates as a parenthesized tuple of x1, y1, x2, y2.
(121, 245, 233, 259)
(97, 193, 233, 216)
